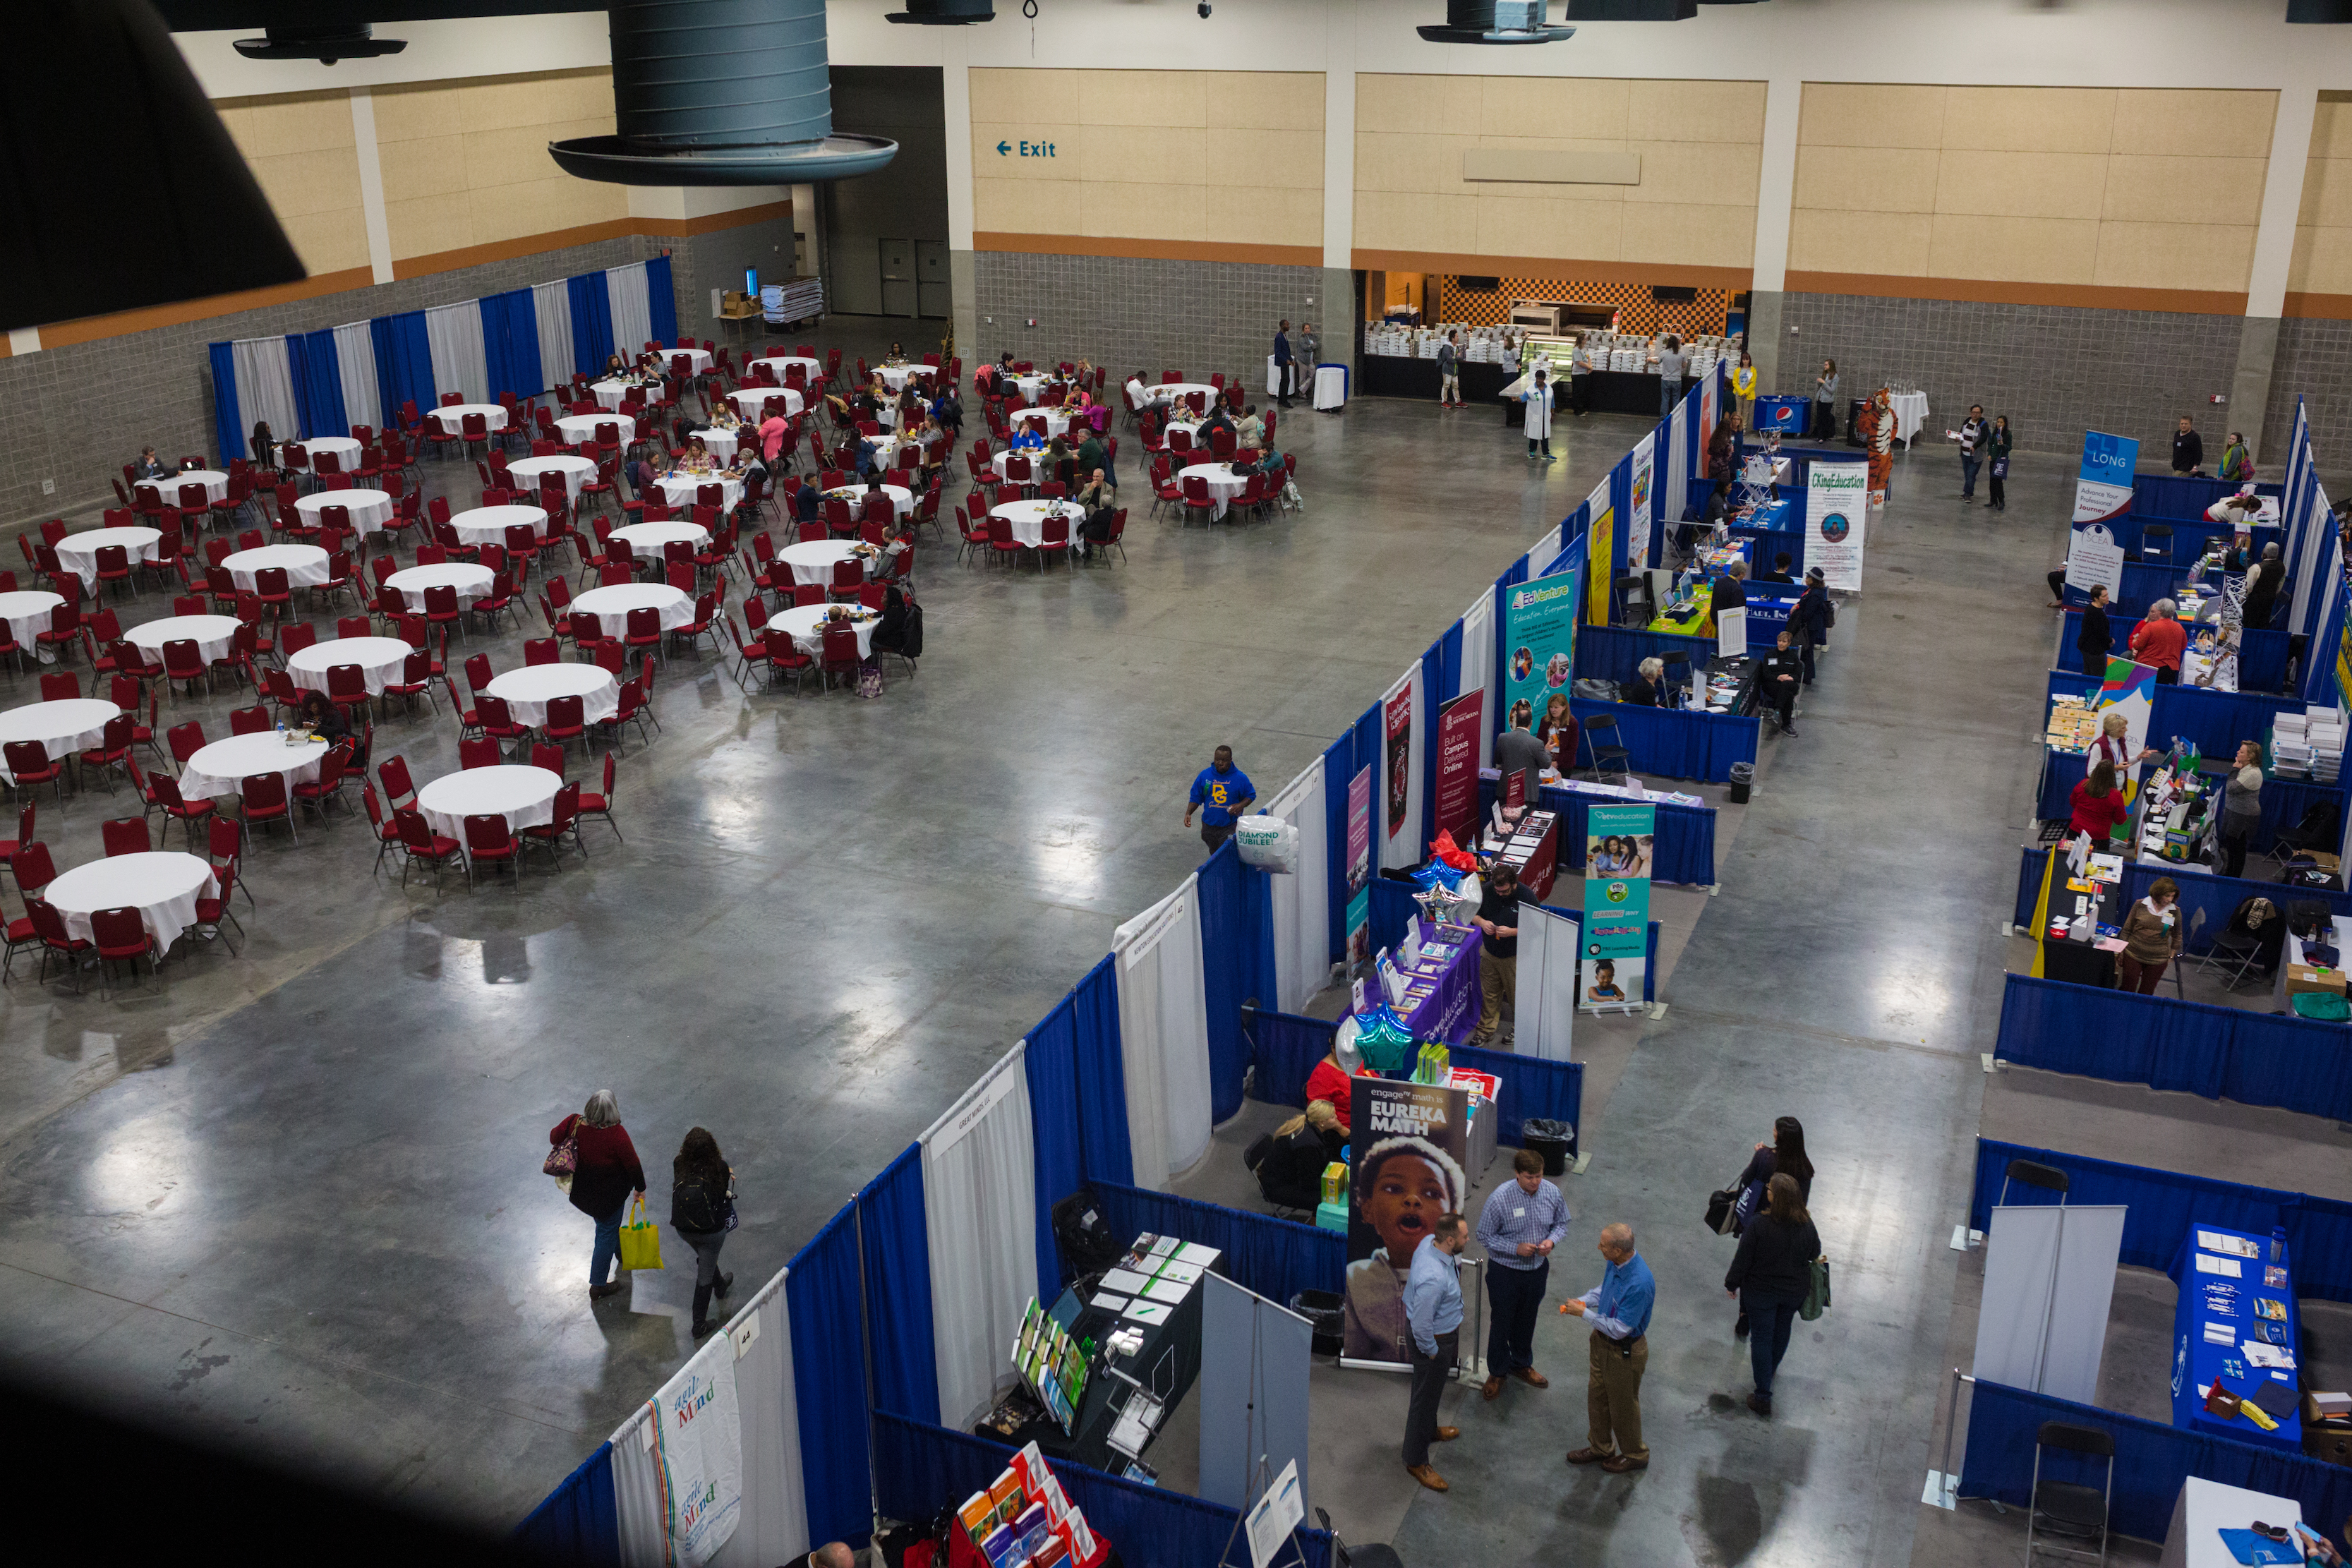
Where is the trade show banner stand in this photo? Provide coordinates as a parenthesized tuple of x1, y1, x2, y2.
(1806, 460, 1869, 591)
(1197, 1273, 1313, 1518)
(1971, 1205, 2125, 1406)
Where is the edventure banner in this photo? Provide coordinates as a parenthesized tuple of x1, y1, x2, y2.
(1504, 567, 1581, 731)
(1433, 691, 1483, 845)
(1629, 433, 1656, 577)
(1807, 459, 1869, 591)
(1581, 803, 1651, 1012)
(1346, 764, 1372, 975)
(2073, 430, 2138, 527)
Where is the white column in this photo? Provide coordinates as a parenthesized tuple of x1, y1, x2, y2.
(2248, 80, 2319, 320)
(6, 328, 40, 357)
(941, 32, 977, 361)
(349, 86, 395, 287)
(1749, 76, 1800, 296)
(1320, 0, 1356, 273)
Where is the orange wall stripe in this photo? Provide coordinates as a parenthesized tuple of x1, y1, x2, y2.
(1785, 271, 2248, 318)
(1353, 251, 1754, 290)
(38, 269, 377, 349)
(975, 232, 1323, 267)
(2284, 291, 2352, 321)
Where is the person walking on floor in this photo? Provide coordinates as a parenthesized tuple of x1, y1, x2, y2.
(1402, 1212, 1470, 1492)
(550, 1090, 646, 1301)
(1437, 331, 1461, 410)
(2075, 582, 2114, 675)
(1274, 320, 1295, 409)
(1183, 744, 1257, 851)
(2119, 877, 2184, 994)
(2220, 740, 2264, 879)
(1954, 405, 1987, 502)
(1298, 320, 1320, 393)
(1522, 368, 1556, 462)
(670, 1127, 737, 1339)
(1791, 567, 1830, 686)
(1811, 359, 1839, 442)
(1732, 351, 1757, 433)
(1723, 1174, 1821, 1417)
(2173, 416, 2205, 478)
(1564, 1222, 1655, 1474)
(1478, 1148, 1569, 1400)
(1986, 414, 2013, 512)
(1469, 860, 1522, 1047)
(1727, 1116, 1814, 1339)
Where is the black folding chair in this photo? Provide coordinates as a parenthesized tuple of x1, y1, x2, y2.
(2025, 1421, 2113, 1565)
(1579, 712, 1630, 784)
(1660, 651, 1692, 710)
(2265, 800, 2340, 869)
(1999, 1159, 2069, 1207)
(2138, 523, 2172, 565)
(2186, 903, 2269, 990)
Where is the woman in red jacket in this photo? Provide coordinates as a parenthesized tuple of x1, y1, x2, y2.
(2067, 761, 2131, 848)
(550, 1090, 646, 1298)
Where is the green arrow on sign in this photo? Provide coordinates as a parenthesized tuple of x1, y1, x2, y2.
(996, 140, 1011, 155)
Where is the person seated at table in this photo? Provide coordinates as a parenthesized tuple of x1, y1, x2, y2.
(2212, 527, 2255, 575)
(2067, 759, 2130, 848)
(132, 445, 169, 481)
(869, 582, 915, 656)
(1075, 469, 1116, 560)
(1621, 657, 1663, 707)
(876, 520, 915, 577)
(1756, 551, 1795, 586)
(1043, 432, 1073, 480)
(1076, 426, 1111, 488)
(932, 384, 963, 440)
(886, 341, 905, 363)
(1234, 404, 1264, 453)
(1008, 421, 1045, 454)
(295, 688, 350, 743)
(1707, 417, 1737, 484)
(1200, 400, 1236, 453)
(793, 481, 823, 525)
(1302, 1035, 1363, 1138)
(603, 353, 627, 378)
(1754, 629, 1804, 737)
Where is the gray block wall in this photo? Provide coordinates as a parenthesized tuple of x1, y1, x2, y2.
(972, 253, 1328, 392)
(2264, 317, 2352, 468)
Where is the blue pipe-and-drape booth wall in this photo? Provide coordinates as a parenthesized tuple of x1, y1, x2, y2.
(371, 311, 438, 428)
(1576, 624, 1716, 687)
(285, 329, 348, 450)
(569, 271, 617, 378)
(1475, 775, 1717, 887)
(787, 1207, 874, 1548)
(856, 1145, 941, 1425)
(1090, 1179, 1346, 1315)
(2032, 753, 2345, 851)
(1022, 955, 1135, 1300)
(1197, 840, 1276, 1126)
(2054, 611, 2296, 693)
(1245, 1008, 1584, 1150)
(1993, 974, 2352, 1123)
(1568, 695, 1757, 785)
(515, 1441, 620, 1565)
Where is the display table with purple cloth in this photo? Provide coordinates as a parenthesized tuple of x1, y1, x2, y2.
(1392, 915, 1482, 1046)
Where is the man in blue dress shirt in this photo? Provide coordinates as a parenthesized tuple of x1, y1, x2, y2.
(1476, 1147, 1572, 1399)
(1401, 1212, 1469, 1492)
(1564, 1222, 1656, 1473)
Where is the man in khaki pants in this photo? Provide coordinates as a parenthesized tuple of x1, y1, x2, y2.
(1469, 861, 1521, 1046)
(1564, 1222, 1656, 1474)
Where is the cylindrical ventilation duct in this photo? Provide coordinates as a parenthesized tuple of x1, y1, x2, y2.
(887, 0, 995, 21)
(550, 0, 895, 185)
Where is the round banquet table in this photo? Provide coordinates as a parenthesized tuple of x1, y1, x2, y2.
(572, 582, 695, 633)
(221, 543, 329, 593)
(991, 450, 1071, 485)
(486, 664, 620, 729)
(1178, 462, 1250, 520)
(591, 378, 658, 412)
(55, 527, 162, 589)
(136, 470, 228, 507)
(1005, 373, 1050, 406)
(416, 764, 562, 842)
(427, 403, 509, 436)
(288, 636, 414, 697)
(777, 540, 869, 586)
(1010, 408, 1080, 442)
(769, 603, 877, 659)
(0, 589, 65, 654)
(824, 483, 913, 521)
(613, 521, 711, 555)
(507, 455, 596, 502)
(689, 427, 740, 463)
(1163, 421, 1204, 452)
(749, 356, 821, 385)
(387, 562, 495, 609)
(657, 472, 743, 511)
(1888, 390, 1931, 448)
(303, 436, 363, 474)
(555, 413, 635, 448)
(876, 363, 934, 391)
(0, 699, 119, 783)
(728, 386, 805, 420)
(450, 504, 552, 549)
(42, 851, 218, 951)
(660, 347, 714, 375)
(989, 500, 1085, 548)
(128, 613, 240, 668)
(292, 488, 394, 536)
(178, 732, 329, 803)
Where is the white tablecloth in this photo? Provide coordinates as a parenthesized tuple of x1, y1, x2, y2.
(1313, 364, 1346, 411)
(387, 563, 495, 609)
(555, 414, 635, 447)
(689, 428, 740, 463)
(989, 500, 1083, 549)
(128, 614, 240, 667)
(43, 852, 218, 951)
(288, 637, 414, 696)
(1890, 390, 1930, 447)
(778, 540, 869, 586)
(661, 348, 715, 376)
(572, 583, 695, 633)
(486, 665, 620, 729)
(591, 378, 658, 412)
(450, 505, 551, 549)
(303, 437, 363, 474)
(613, 522, 711, 554)
(1178, 462, 1250, 519)
(749, 356, 821, 385)
(825, 483, 912, 521)
(876, 363, 934, 391)
(428, 403, 509, 436)
(865, 433, 925, 471)
(0, 699, 119, 782)
(293, 488, 394, 536)
(1011, 408, 1075, 441)
(179, 732, 328, 802)
(55, 528, 162, 589)
(658, 473, 743, 511)
(728, 387, 805, 420)
(0, 590, 64, 653)
(221, 544, 330, 593)
(507, 456, 596, 502)
(769, 604, 877, 658)
(1147, 382, 1217, 411)
(1005, 373, 1049, 406)
(416, 764, 562, 842)
(136, 471, 228, 507)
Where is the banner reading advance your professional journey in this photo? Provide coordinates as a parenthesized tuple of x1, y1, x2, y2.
(1580, 802, 1651, 1012)
(1807, 459, 1868, 591)
(2073, 430, 2138, 527)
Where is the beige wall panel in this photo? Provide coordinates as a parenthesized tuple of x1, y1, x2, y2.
(385, 194, 475, 260)
(2311, 99, 2352, 163)
(1479, 76, 1631, 143)
(1205, 186, 1322, 248)
(1065, 123, 1154, 186)
(379, 135, 469, 205)
(1941, 88, 2116, 154)
(372, 83, 469, 143)
(2302, 155, 2352, 231)
(1356, 74, 1480, 138)
(1624, 139, 1761, 207)
(2102, 156, 2267, 226)
(973, 122, 1084, 182)
(277, 209, 371, 276)
(1934, 150, 2108, 221)
(1356, 132, 1467, 198)
(1797, 83, 1946, 150)
(2090, 222, 2255, 293)
(1787, 207, 1934, 277)
(1791, 145, 1941, 213)
(248, 148, 367, 219)
(1355, 191, 1478, 252)
(1077, 71, 1207, 128)
(1203, 73, 1323, 131)
(1929, 214, 2100, 284)
(2288, 226, 2352, 295)
(1620, 203, 1755, 268)
(1473, 195, 1622, 260)
(967, 68, 1032, 123)
(2109, 88, 2276, 159)
(972, 176, 1082, 235)
(1222, 130, 1323, 190)
(1082, 179, 1202, 240)
(223, 92, 356, 158)
(1631, 79, 1766, 143)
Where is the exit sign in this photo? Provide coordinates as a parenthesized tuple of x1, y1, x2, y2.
(995, 139, 1056, 157)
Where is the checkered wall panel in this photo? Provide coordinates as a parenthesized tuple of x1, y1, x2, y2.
(1435, 277, 1730, 339)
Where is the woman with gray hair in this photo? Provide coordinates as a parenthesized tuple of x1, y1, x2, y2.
(1623, 657, 1663, 708)
(2128, 598, 2187, 686)
(550, 1090, 646, 1299)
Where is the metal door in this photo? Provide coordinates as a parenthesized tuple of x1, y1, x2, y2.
(879, 239, 917, 318)
(915, 242, 950, 319)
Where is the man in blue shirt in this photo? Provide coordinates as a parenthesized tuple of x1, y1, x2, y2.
(1401, 1212, 1469, 1491)
(1183, 745, 1256, 851)
(1564, 1222, 1656, 1473)
(1476, 1147, 1571, 1399)
(1274, 320, 1294, 409)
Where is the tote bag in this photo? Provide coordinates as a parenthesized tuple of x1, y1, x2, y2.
(617, 1193, 665, 1271)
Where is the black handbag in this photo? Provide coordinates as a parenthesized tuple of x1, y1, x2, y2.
(1704, 1182, 1740, 1236)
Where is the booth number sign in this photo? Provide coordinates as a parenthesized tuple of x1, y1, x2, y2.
(996, 140, 1056, 157)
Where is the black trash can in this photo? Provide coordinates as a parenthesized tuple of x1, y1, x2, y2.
(1289, 1289, 1345, 1358)
(1521, 1118, 1576, 1175)
(1729, 761, 1754, 804)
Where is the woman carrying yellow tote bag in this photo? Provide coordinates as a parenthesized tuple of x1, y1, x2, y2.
(617, 1193, 664, 1272)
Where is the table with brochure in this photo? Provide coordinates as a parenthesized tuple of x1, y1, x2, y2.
(1010, 1233, 1219, 1474)
(1372, 917, 1483, 1048)
(2169, 1222, 2303, 1454)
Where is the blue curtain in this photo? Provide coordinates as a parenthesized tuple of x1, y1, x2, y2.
(1067, 957, 1133, 1186)
(872, 1413, 1331, 1568)
(854, 1145, 940, 1424)
(1366, 876, 1421, 959)
(2118, 860, 2352, 942)
(1320, 738, 1353, 967)
(2310, 581, 2347, 705)
(370, 312, 435, 429)
(479, 288, 544, 402)
(1569, 696, 1758, 784)
(569, 272, 615, 378)
(1090, 1178, 1345, 1310)
(1420, 623, 1464, 851)
(284, 329, 346, 442)
(1024, 1005, 1088, 1301)
(206, 342, 243, 480)
(1247, 1008, 1343, 1111)
(785, 1205, 874, 1548)
(646, 254, 680, 351)
(1959, 1379, 2352, 1554)
(1476, 776, 1717, 887)
(1574, 624, 1715, 686)
(1197, 840, 1275, 1123)
(512, 1441, 619, 1565)
(2057, 612, 2294, 693)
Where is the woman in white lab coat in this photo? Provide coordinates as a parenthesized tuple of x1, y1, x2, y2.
(1522, 368, 1555, 463)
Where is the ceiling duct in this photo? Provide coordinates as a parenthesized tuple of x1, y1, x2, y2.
(1, 0, 306, 331)
(550, 0, 896, 185)
(1418, 0, 1575, 44)
(232, 22, 406, 59)
(2287, 0, 2352, 20)
(1564, 0, 1697, 17)
(886, 0, 994, 24)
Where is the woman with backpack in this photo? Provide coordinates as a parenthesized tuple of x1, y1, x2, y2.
(671, 1127, 737, 1339)
(1723, 1174, 1822, 1417)
(1727, 1116, 1814, 1339)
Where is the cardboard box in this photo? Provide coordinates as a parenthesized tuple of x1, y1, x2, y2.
(2286, 964, 2348, 999)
